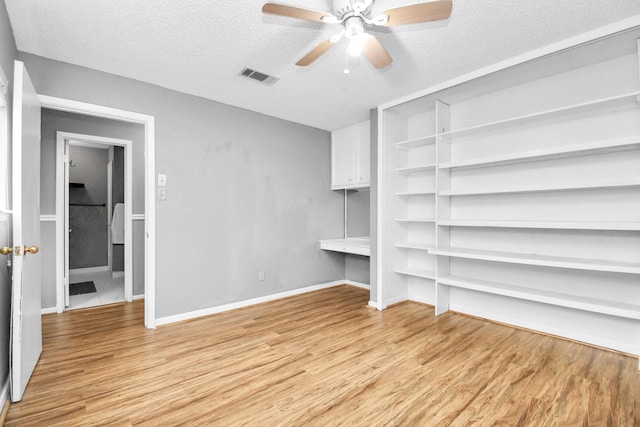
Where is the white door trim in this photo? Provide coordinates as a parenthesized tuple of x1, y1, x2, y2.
(41, 95, 156, 329)
(56, 132, 134, 309)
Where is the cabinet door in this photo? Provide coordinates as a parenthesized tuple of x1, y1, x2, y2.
(331, 126, 357, 189)
(356, 121, 370, 185)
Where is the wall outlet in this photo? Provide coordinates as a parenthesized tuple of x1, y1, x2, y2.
(158, 173, 167, 187)
(158, 188, 167, 200)
(258, 271, 265, 281)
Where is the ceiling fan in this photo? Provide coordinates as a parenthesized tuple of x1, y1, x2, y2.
(262, 0, 453, 69)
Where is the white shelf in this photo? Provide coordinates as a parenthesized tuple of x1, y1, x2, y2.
(439, 136, 640, 170)
(439, 181, 640, 196)
(319, 237, 370, 257)
(444, 91, 640, 140)
(394, 242, 435, 250)
(439, 275, 640, 320)
(395, 268, 436, 279)
(395, 218, 436, 223)
(429, 247, 640, 274)
(395, 191, 436, 197)
(438, 220, 640, 231)
(394, 135, 436, 150)
(395, 164, 436, 174)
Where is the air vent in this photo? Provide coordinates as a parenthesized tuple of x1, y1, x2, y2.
(239, 67, 279, 85)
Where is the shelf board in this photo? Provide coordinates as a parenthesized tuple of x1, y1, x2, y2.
(429, 247, 640, 274)
(439, 136, 640, 169)
(439, 275, 640, 320)
(395, 218, 437, 223)
(394, 242, 435, 251)
(394, 135, 437, 150)
(395, 191, 436, 197)
(395, 268, 436, 279)
(395, 164, 436, 174)
(439, 181, 640, 196)
(443, 91, 640, 140)
(437, 220, 640, 231)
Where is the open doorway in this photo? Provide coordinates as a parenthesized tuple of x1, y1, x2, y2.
(62, 136, 131, 309)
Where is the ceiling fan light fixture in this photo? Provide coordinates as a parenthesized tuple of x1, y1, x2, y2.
(348, 33, 369, 57)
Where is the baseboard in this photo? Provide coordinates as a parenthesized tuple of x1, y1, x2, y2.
(133, 294, 144, 300)
(1, 375, 9, 422)
(450, 303, 640, 358)
(112, 271, 125, 279)
(70, 266, 109, 275)
(41, 306, 58, 315)
(368, 300, 380, 310)
(343, 280, 369, 290)
(156, 280, 349, 326)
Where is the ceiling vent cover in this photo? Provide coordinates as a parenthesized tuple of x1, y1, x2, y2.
(239, 67, 279, 85)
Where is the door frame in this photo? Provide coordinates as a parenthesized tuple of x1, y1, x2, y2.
(41, 95, 156, 329)
(56, 132, 133, 308)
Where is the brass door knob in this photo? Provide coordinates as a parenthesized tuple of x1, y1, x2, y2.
(24, 245, 39, 255)
(0, 246, 13, 255)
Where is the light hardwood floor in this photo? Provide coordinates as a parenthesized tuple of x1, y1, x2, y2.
(6, 285, 640, 426)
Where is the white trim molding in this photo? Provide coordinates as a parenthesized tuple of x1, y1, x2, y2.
(343, 280, 369, 290)
(132, 214, 145, 221)
(39, 214, 56, 222)
(41, 307, 57, 315)
(39, 95, 156, 329)
(133, 294, 145, 301)
(69, 266, 109, 275)
(156, 280, 363, 326)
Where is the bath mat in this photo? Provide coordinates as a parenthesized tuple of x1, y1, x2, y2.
(69, 281, 97, 296)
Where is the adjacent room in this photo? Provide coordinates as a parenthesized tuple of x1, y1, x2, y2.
(1, 0, 640, 425)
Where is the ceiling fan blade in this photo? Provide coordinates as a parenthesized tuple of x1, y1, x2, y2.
(362, 35, 392, 69)
(262, 3, 334, 23)
(296, 39, 335, 66)
(382, 0, 452, 26)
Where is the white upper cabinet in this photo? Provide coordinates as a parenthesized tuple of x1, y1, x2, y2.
(331, 120, 370, 190)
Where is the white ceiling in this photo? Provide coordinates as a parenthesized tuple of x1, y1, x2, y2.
(5, 0, 640, 131)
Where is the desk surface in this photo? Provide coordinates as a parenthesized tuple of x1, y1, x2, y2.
(319, 237, 370, 257)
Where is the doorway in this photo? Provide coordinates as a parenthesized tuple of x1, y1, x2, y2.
(60, 135, 132, 309)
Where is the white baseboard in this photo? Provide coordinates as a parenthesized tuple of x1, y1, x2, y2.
(112, 271, 125, 279)
(450, 303, 640, 358)
(343, 280, 369, 290)
(70, 266, 109, 275)
(368, 300, 380, 310)
(156, 280, 353, 326)
(41, 306, 57, 315)
(133, 294, 144, 300)
(1, 374, 8, 407)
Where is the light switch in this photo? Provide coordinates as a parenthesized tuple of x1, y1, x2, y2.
(158, 174, 167, 187)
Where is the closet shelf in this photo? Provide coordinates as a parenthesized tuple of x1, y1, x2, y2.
(429, 247, 640, 274)
(394, 135, 436, 150)
(438, 275, 640, 320)
(437, 219, 640, 231)
(395, 218, 437, 223)
(438, 136, 640, 170)
(394, 242, 435, 251)
(442, 91, 640, 140)
(395, 268, 436, 279)
(439, 181, 640, 196)
(395, 191, 436, 197)
(395, 164, 436, 174)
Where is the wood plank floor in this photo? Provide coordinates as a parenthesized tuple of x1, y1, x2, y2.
(6, 285, 640, 426)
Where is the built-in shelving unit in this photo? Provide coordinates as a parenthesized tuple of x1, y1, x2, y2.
(376, 25, 640, 366)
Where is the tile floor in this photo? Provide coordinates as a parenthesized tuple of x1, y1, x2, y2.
(68, 270, 125, 310)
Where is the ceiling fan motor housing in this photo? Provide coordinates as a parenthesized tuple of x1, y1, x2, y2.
(332, 0, 372, 19)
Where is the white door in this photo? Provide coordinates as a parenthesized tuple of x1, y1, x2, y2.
(10, 60, 42, 402)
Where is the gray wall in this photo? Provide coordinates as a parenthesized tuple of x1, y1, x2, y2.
(0, 0, 17, 399)
(21, 53, 345, 319)
(369, 109, 378, 304)
(40, 108, 146, 307)
(345, 189, 370, 284)
(68, 145, 108, 269)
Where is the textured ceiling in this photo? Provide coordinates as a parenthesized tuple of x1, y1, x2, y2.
(5, 0, 640, 131)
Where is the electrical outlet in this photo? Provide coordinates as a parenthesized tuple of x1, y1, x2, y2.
(158, 188, 167, 200)
(259, 271, 265, 281)
(158, 174, 167, 187)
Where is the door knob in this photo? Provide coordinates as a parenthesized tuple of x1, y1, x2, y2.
(23, 245, 39, 255)
(0, 246, 13, 255)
